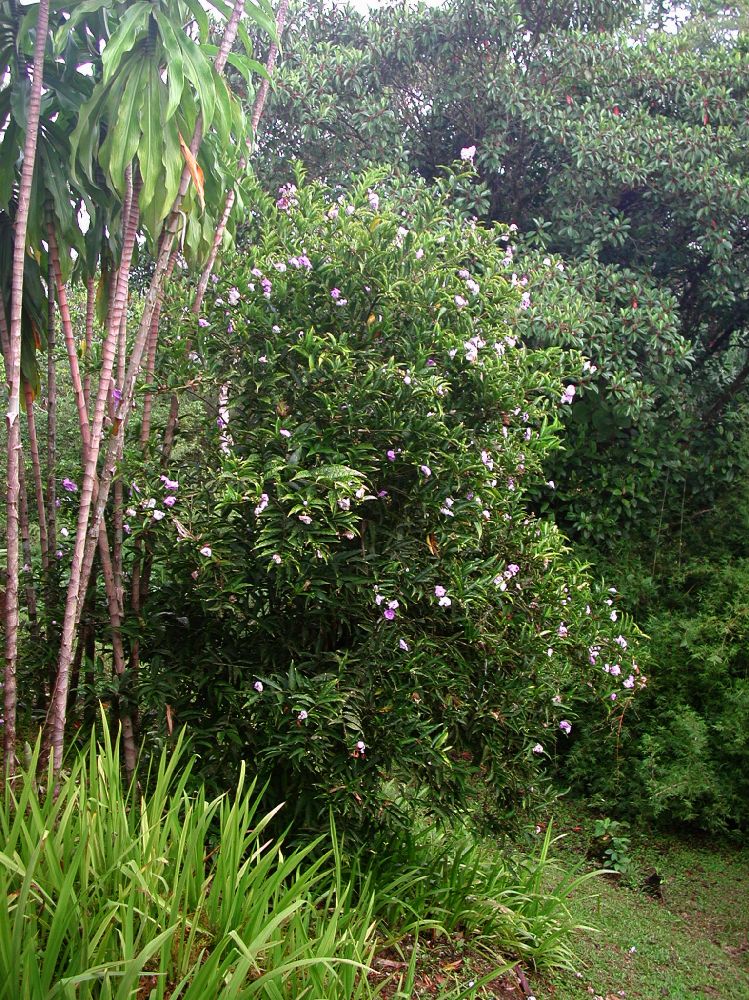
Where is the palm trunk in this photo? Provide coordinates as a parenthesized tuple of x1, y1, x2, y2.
(46, 251, 58, 576)
(83, 275, 95, 410)
(47, 1, 247, 772)
(251, 0, 290, 133)
(4, 0, 50, 770)
(161, 0, 290, 466)
(47, 218, 91, 456)
(23, 382, 49, 569)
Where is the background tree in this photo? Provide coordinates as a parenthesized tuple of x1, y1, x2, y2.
(258, 0, 749, 552)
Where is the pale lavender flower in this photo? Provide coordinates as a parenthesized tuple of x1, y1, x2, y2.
(532, 743, 544, 754)
(153, 510, 166, 521)
(454, 294, 468, 309)
(420, 465, 431, 477)
(399, 639, 410, 651)
(460, 145, 476, 161)
(198, 318, 210, 327)
(298, 710, 308, 721)
(298, 514, 312, 525)
(561, 384, 576, 404)
(272, 553, 282, 564)
(254, 681, 264, 692)
(228, 287, 241, 305)
(279, 428, 292, 438)
(62, 477, 77, 492)
(559, 720, 572, 736)
(164, 496, 176, 508)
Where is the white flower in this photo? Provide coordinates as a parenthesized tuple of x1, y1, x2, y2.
(152, 510, 166, 521)
(199, 545, 212, 556)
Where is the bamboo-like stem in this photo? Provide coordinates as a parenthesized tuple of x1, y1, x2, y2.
(47, 169, 140, 770)
(161, 0, 290, 467)
(46, 250, 57, 573)
(47, 217, 91, 456)
(84, 275, 95, 410)
(4, 0, 50, 770)
(23, 382, 49, 569)
(47, 1, 247, 772)
(251, 0, 290, 133)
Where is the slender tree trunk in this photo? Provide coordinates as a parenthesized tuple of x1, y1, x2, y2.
(17, 464, 39, 640)
(251, 0, 290, 132)
(161, 0, 290, 466)
(48, 218, 91, 456)
(46, 173, 139, 768)
(47, 1, 247, 771)
(46, 252, 57, 576)
(84, 275, 95, 410)
(23, 382, 49, 568)
(4, 0, 50, 771)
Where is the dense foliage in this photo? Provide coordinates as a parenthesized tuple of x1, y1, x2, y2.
(245, 0, 749, 832)
(127, 175, 644, 830)
(257, 0, 749, 549)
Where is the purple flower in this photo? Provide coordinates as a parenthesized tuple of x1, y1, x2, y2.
(261, 278, 272, 298)
(558, 623, 568, 637)
(561, 384, 576, 404)
(153, 510, 166, 521)
(454, 294, 468, 309)
(399, 639, 410, 651)
(62, 478, 77, 492)
(559, 720, 572, 736)
(298, 514, 313, 525)
(112, 386, 122, 404)
(272, 553, 282, 564)
(164, 496, 176, 508)
(161, 476, 179, 491)
(254, 680, 264, 693)
(367, 189, 380, 212)
(623, 675, 635, 689)
(355, 740, 366, 752)
(56, 549, 63, 559)
(383, 608, 396, 621)
(387, 449, 396, 462)
(279, 428, 292, 439)
(532, 743, 544, 754)
(297, 709, 308, 721)
(199, 545, 212, 557)
(434, 585, 446, 598)
(519, 291, 531, 310)
(330, 287, 342, 300)
(420, 465, 432, 477)
(228, 287, 241, 305)
(198, 318, 210, 328)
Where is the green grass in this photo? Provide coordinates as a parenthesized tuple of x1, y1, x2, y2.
(532, 810, 749, 1000)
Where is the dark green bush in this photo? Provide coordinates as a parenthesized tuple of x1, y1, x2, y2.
(131, 172, 643, 832)
(564, 553, 749, 833)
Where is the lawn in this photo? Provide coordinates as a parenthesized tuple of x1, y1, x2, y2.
(536, 815, 749, 1000)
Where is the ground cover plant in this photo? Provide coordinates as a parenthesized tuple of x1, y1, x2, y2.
(0, 729, 608, 999)
(537, 805, 749, 1000)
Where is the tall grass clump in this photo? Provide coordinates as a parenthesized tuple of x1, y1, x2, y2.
(0, 726, 376, 1000)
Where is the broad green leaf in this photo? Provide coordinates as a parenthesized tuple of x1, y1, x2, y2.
(101, 2, 149, 87)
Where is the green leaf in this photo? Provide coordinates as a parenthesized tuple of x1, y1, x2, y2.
(138, 70, 163, 216)
(101, 2, 149, 87)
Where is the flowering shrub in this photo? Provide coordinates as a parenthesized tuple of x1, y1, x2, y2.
(143, 173, 644, 830)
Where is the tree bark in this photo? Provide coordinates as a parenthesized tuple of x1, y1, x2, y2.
(4, 0, 50, 771)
